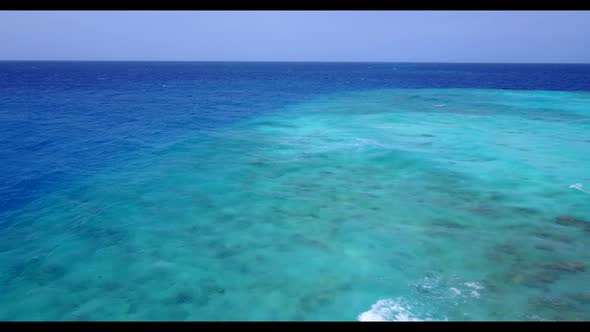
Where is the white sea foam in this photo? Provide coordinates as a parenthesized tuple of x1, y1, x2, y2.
(569, 183, 590, 194)
(464, 282, 483, 290)
(358, 298, 423, 322)
(414, 274, 484, 301)
(463, 282, 483, 298)
(449, 287, 462, 296)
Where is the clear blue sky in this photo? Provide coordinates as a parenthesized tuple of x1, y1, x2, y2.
(1, 11, 589, 63)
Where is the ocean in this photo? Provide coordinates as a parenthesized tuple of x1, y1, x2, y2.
(1, 61, 589, 320)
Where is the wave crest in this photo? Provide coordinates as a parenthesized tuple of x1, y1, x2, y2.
(358, 298, 424, 321)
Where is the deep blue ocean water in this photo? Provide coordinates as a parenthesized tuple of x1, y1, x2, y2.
(1, 62, 590, 320)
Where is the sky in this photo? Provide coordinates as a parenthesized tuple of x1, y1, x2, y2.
(0, 11, 589, 63)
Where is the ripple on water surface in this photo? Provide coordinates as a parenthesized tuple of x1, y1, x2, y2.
(1, 88, 589, 320)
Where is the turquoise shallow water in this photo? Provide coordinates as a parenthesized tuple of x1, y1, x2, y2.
(1, 88, 590, 320)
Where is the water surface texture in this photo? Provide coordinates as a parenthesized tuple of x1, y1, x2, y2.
(1, 62, 590, 320)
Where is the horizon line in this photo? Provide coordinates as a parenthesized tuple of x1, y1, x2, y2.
(1, 60, 589, 65)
